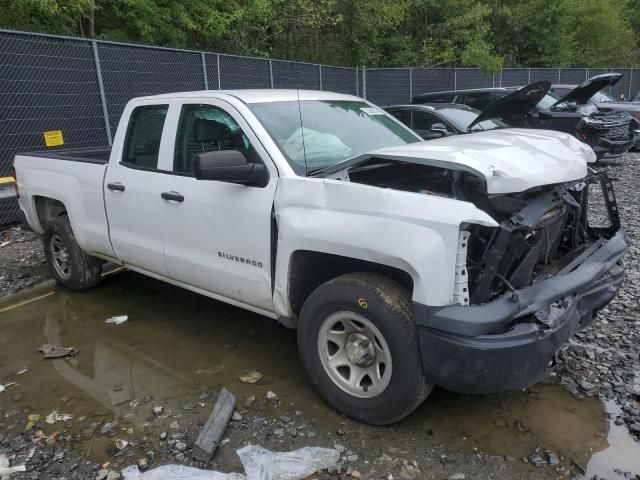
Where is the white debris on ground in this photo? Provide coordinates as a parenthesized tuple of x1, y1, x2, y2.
(106, 315, 129, 325)
(121, 445, 339, 480)
(0, 453, 26, 479)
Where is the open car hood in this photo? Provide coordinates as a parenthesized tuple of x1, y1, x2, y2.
(551, 73, 623, 107)
(340, 128, 595, 194)
(468, 81, 550, 130)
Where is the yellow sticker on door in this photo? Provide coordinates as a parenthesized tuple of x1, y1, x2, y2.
(43, 130, 64, 147)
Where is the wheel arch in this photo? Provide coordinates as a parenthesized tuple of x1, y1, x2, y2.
(283, 250, 414, 327)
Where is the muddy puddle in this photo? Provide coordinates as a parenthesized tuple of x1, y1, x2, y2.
(1, 271, 639, 478)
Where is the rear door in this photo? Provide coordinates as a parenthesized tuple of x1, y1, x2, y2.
(156, 98, 278, 312)
(104, 103, 170, 275)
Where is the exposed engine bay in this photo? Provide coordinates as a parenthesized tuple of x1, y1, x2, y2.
(347, 159, 620, 305)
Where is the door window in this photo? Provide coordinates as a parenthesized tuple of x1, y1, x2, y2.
(387, 109, 411, 127)
(122, 105, 169, 169)
(412, 110, 446, 131)
(174, 104, 250, 175)
(463, 92, 503, 110)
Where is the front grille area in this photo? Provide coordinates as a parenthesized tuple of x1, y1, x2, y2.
(604, 124, 630, 140)
(464, 172, 619, 304)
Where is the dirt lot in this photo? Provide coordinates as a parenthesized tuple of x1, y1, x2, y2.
(1, 152, 640, 480)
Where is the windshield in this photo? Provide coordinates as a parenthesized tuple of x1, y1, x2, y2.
(249, 100, 420, 174)
(536, 92, 565, 110)
(592, 90, 615, 103)
(437, 107, 507, 131)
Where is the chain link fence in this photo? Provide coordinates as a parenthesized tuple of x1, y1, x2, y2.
(1, 28, 639, 225)
(0, 29, 360, 225)
(363, 66, 640, 106)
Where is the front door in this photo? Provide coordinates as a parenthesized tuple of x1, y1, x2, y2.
(157, 100, 277, 312)
(104, 103, 170, 275)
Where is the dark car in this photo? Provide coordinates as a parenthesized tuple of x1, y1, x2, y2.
(413, 76, 637, 159)
(384, 103, 507, 140)
(551, 74, 640, 149)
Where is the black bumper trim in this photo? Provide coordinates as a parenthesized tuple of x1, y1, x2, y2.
(414, 230, 627, 394)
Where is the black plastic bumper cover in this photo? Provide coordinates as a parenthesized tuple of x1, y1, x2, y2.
(414, 229, 628, 394)
(592, 136, 634, 157)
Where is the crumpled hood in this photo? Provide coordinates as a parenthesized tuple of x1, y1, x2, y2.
(364, 128, 594, 194)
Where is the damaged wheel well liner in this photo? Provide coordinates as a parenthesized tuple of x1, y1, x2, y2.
(34, 196, 67, 230)
(287, 250, 414, 321)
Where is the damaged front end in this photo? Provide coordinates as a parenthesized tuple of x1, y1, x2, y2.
(576, 111, 636, 158)
(414, 170, 628, 394)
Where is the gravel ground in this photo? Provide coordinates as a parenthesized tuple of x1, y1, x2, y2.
(1, 151, 639, 480)
(0, 226, 48, 297)
(556, 153, 640, 443)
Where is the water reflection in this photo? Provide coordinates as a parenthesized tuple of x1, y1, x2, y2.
(0, 271, 637, 475)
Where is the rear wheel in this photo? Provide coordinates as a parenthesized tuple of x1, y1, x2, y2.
(43, 215, 102, 290)
(297, 272, 432, 425)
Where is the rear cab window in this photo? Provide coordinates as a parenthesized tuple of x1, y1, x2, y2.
(122, 105, 169, 169)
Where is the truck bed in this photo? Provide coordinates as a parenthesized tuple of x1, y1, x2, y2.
(21, 147, 111, 164)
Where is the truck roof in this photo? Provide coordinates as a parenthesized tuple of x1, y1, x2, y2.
(135, 89, 359, 104)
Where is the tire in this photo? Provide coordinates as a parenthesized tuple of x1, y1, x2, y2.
(297, 272, 432, 425)
(43, 215, 102, 290)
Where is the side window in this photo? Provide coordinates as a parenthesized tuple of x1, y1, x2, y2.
(387, 109, 411, 127)
(122, 105, 168, 169)
(174, 104, 250, 175)
(464, 93, 500, 111)
(412, 111, 444, 131)
(430, 94, 455, 103)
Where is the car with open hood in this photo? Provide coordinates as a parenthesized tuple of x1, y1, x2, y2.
(551, 73, 640, 149)
(413, 78, 637, 159)
(383, 103, 507, 140)
(13, 89, 627, 425)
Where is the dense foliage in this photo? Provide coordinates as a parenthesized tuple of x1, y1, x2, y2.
(1, 0, 638, 70)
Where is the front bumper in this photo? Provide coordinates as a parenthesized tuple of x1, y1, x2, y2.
(592, 136, 634, 158)
(414, 229, 628, 394)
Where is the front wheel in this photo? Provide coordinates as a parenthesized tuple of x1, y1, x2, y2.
(297, 273, 432, 425)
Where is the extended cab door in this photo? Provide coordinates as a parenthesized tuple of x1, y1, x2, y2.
(156, 99, 277, 312)
(104, 103, 170, 275)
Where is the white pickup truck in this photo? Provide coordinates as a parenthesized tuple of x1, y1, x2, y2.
(13, 90, 627, 425)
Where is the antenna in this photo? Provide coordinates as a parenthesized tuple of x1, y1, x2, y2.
(296, 88, 309, 175)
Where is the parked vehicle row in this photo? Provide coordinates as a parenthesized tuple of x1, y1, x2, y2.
(407, 74, 638, 158)
(13, 89, 628, 425)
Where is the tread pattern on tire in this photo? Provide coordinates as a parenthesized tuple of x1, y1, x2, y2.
(298, 272, 433, 425)
(44, 215, 102, 290)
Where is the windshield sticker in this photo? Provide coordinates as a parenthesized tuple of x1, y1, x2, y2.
(361, 107, 384, 116)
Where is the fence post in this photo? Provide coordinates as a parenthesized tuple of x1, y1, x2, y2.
(628, 69, 633, 100)
(585, 68, 588, 81)
(499, 69, 502, 87)
(216, 54, 221, 89)
(355, 67, 359, 97)
(201, 52, 209, 90)
(318, 64, 323, 90)
(409, 68, 413, 102)
(528, 68, 531, 84)
(454, 69, 457, 90)
(362, 65, 367, 99)
(91, 40, 112, 147)
(269, 60, 274, 88)
(557, 68, 561, 84)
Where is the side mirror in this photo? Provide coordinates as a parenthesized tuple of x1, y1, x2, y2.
(194, 150, 267, 186)
(430, 123, 449, 136)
